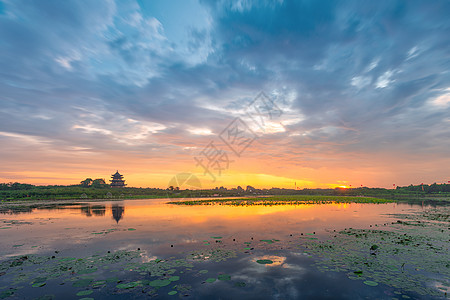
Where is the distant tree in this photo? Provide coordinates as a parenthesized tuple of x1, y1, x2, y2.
(80, 178, 93, 187)
(91, 178, 107, 188)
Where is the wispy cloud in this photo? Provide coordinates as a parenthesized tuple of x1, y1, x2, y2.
(0, 0, 449, 187)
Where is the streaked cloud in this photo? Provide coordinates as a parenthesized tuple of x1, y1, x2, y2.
(0, 0, 449, 188)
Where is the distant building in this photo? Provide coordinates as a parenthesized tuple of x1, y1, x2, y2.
(110, 171, 126, 188)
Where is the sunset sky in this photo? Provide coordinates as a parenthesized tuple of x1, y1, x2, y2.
(0, 0, 449, 189)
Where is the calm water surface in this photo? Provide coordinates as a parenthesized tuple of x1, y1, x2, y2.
(0, 199, 441, 299)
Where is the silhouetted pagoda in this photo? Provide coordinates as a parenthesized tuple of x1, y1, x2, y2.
(110, 171, 126, 188)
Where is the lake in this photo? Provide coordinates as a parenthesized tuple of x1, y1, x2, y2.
(0, 198, 448, 299)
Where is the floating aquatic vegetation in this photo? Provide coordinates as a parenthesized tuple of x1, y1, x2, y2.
(167, 195, 392, 206)
(218, 274, 231, 281)
(363, 280, 379, 286)
(300, 237, 318, 240)
(260, 239, 279, 244)
(149, 279, 171, 287)
(73, 278, 93, 288)
(77, 268, 98, 275)
(128, 258, 192, 277)
(205, 278, 216, 283)
(35, 296, 54, 300)
(91, 280, 106, 288)
(174, 284, 191, 296)
(0, 249, 146, 298)
(256, 259, 274, 264)
(116, 281, 141, 289)
(32, 282, 46, 287)
(0, 290, 15, 299)
(168, 290, 177, 295)
(234, 282, 246, 287)
(76, 290, 93, 296)
(188, 249, 236, 262)
(59, 258, 76, 262)
(301, 206, 450, 297)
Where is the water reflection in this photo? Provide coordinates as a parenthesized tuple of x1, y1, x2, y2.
(0, 202, 125, 223)
(0, 198, 446, 300)
(81, 205, 106, 217)
(111, 204, 124, 223)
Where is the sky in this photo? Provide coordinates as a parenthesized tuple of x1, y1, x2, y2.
(0, 0, 449, 189)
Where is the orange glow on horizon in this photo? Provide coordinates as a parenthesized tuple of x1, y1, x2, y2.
(1, 148, 449, 189)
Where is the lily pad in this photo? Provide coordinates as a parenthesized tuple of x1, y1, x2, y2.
(149, 279, 171, 287)
(211, 236, 222, 239)
(168, 291, 177, 295)
(205, 278, 216, 283)
(256, 259, 274, 264)
(91, 280, 106, 287)
(32, 282, 46, 287)
(127, 228, 136, 231)
(199, 270, 208, 274)
(169, 276, 180, 282)
(73, 279, 93, 288)
(59, 258, 76, 262)
(218, 274, 231, 281)
(363, 280, 379, 286)
(76, 290, 93, 296)
(116, 281, 140, 289)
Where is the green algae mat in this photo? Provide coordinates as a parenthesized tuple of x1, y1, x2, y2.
(167, 195, 393, 206)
